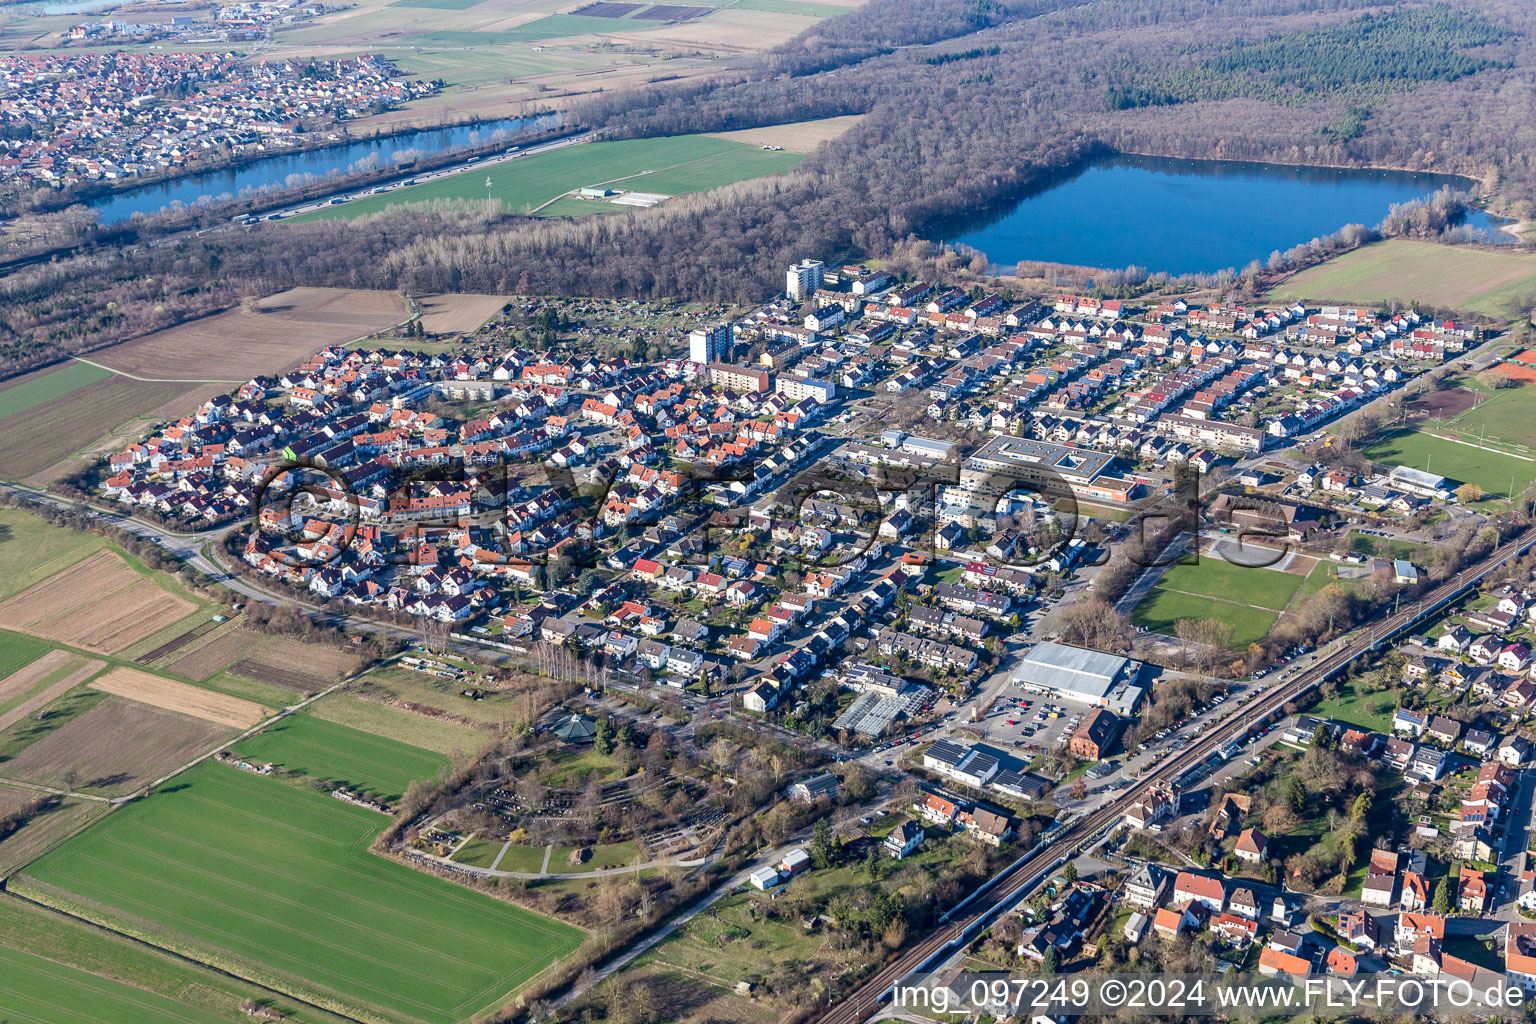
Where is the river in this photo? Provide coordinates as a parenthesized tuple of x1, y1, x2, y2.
(82, 113, 560, 225)
(940, 154, 1516, 276)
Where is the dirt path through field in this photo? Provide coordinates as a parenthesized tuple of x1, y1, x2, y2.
(0, 655, 105, 733)
(71, 356, 245, 384)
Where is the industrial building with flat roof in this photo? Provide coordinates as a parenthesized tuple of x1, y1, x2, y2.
(1012, 641, 1143, 713)
(957, 435, 1131, 508)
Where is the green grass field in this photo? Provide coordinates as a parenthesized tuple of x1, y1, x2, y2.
(1267, 238, 1536, 320)
(1439, 385, 1536, 451)
(1308, 681, 1396, 733)
(293, 135, 804, 222)
(450, 838, 505, 868)
(0, 507, 109, 600)
(536, 196, 624, 218)
(1362, 426, 1536, 496)
(0, 632, 53, 681)
(0, 362, 112, 421)
(0, 894, 353, 1024)
(1153, 558, 1304, 611)
(21, 764, 584, 1024)
(229, 712, 450, 803)
(1129, 589, 1278, 648)
(549, 841, 641, 873)
(306, 691, 492, 756)
(1129, 556, 1302, 647)
(1346, 530, 1430, 561)
(495, 844, 550, 873)
(0, 939, 238, 1024)
(1294, 560, 1370, 602)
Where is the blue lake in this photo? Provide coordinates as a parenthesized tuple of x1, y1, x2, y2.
(941, 154, 1513, 276)
(85, 113, 558, 225)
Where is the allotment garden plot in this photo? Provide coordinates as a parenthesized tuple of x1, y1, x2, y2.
(1130, 555, 1305, 648)
(17, 763, 585, 1024)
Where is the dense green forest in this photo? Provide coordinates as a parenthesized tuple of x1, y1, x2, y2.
(1105, 5, 1510, 109)
(2, 0, 1535, 371)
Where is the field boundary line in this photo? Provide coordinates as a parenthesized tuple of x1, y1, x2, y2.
(1151, 586, 1287, 613)
(1428, 431, 1536, 462)
(70, 357, 246, 385)
(0, 886, 375, 1024)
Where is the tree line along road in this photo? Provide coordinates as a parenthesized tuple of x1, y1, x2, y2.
(816, 522, 1536, 1024)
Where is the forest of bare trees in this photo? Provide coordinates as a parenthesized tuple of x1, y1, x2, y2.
(4, 0, 1536, 372)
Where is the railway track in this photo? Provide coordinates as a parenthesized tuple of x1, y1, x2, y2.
(818, 524, 1536, 1024)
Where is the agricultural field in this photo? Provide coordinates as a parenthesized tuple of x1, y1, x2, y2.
(18, 763, 585, 1024)
(1130, 558, 1305, 648)
(0, 375, 191, 480)
(566, 3, 833, 50)
(293, 135, 805, 222)
(0, 648, 105, 733)
(0, 507, 109, 599)
(306, 691, 492, 757)
(230, 712, 449, 803)
(1362, 426, 1536, 497)
(0, 896, 351, 1024)
(1266, 239, 1536, 321)
(416, 293, 507, 334)
(91, 287, 410, 382)
(0, 796, 107, 877)
(0, 361, 112, 420)
(0, 695, 230, 796)
(0, 683, 108, 764)
(0, 631, 53, 682)
(0, 550, 196, 655)
(88, 666, 268, 728)
(164, 623, 363, 691)
(705, 114, 865, 152)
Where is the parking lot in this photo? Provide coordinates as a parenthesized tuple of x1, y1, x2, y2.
(967, 691, 1094, 757)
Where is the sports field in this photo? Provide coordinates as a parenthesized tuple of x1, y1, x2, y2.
(230, 712, 449, 803)
(293, 134, 804, 222)
(1150, 558, 1303, 610)
(1267, 239, 1536, 320)
(1362, 426, 1536, 496)
(1435, 385, 1536, 452)
(1130, 590, 1277, 648)
(1131, 557, 1304, 648)
(20, 763, 585, 1024)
